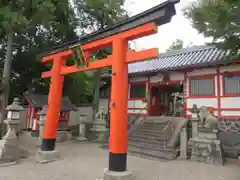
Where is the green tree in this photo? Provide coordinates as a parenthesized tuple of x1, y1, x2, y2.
(0, 0, 128, 132)
(167, 39, 184, 51)
(72, 0, 127, 117)
(0, 0, 127, 107)
(184, 0, 240, 59)
(0, 1, 73, 135)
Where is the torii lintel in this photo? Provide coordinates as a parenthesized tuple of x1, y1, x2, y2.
(41, 22, 159, 78)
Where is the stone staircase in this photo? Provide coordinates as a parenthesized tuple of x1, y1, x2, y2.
(127, 116, 180, 160)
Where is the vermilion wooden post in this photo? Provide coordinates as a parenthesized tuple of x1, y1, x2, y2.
(41, 56, 64, 151)
(109, 38, 128, 171)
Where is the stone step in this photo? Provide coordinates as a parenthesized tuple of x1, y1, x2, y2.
(138, 127, 166, 132)
(136, 126, 172, 134)
(128, 146, 178, 160)
(129, 134, 165, 141)
(128, 135, 166, 143)
(128, 141, 174, 152)
(145, 116, 175, 122)
(143, 122, 169, 126)
(128, 139, 165, 149)
(139, 123, 168, 128)
(130, 130, 171, 138)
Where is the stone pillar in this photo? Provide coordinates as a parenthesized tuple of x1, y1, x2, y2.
(76, 113, 88, 142)
(179, 125, 188, 159)
(38, 119, 45, 144)
(37, 106, 47, 146)
(191, 113, 200, 138)
(0, 119, 20, 165)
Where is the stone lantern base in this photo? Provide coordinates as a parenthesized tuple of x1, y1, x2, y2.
(36, 150, 60, 164)
(0, 120, 20, 165)
(103, 170, 134, 180)
(89, 121, 108, 143)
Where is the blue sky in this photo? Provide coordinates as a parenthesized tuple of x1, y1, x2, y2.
(124, 0, 210, 52)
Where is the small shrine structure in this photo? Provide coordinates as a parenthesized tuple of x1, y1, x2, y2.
(24, 92, 75, 133)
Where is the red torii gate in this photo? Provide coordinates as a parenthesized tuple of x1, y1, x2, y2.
(40, 23, 158, 169)
(38, 0, 179, 178)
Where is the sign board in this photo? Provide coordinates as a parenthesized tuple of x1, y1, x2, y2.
(70, 44, 88, 67)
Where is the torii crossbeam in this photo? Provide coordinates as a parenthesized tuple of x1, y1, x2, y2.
(38, 0, 179, 179)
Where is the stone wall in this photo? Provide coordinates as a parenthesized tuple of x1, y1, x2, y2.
(218, 118, 240, 158)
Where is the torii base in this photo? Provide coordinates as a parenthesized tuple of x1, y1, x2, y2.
(36, 150, 59, 164)
(103, 170, 133, 180)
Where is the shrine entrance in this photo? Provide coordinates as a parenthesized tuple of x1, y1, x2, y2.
(38, 0, 179, 178)
(149, 83, 183, 116)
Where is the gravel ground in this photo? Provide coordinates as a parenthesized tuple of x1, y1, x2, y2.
(0, 142, 239, 180)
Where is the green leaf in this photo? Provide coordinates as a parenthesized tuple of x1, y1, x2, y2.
(184, 0, 240, 59)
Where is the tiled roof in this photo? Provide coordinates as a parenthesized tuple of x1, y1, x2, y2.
(128, 45, 229, 74)
(24, 92, 76, 110)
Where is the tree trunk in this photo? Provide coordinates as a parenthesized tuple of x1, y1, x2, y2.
(0, 30, 13, 137)
(92, 70, 101, 121)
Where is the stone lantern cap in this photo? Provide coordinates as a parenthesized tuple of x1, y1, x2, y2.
(79, 113, 88, 123)
(6, 98, 24, 111)
(38, 106, 48, 116)
(38, 106, 47, 125)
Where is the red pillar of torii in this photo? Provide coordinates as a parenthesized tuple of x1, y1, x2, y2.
(40, 23, 158, 171)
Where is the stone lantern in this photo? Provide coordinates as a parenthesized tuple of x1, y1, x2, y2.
(76, 113, 88, 142)
(37, 106, 47, 145)
(89, 108, 108, 142)
(0, 97, 24, 165)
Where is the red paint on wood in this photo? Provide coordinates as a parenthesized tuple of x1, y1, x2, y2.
(184, 72, 187, 118)
(128, 113, 148, 116)
(220, 108, 240, 111)
(128, 108, 147, 110)
(216, 68, 221, 118)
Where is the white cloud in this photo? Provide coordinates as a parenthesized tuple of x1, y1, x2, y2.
(124, 0, 209, 52)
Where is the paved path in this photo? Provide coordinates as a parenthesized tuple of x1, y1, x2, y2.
(0, 142, 239, 180)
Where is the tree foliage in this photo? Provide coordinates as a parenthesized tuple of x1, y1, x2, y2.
(184, 0, 240, 59)
(0, 0, 127, 106)
(167, 39, 184, 51)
